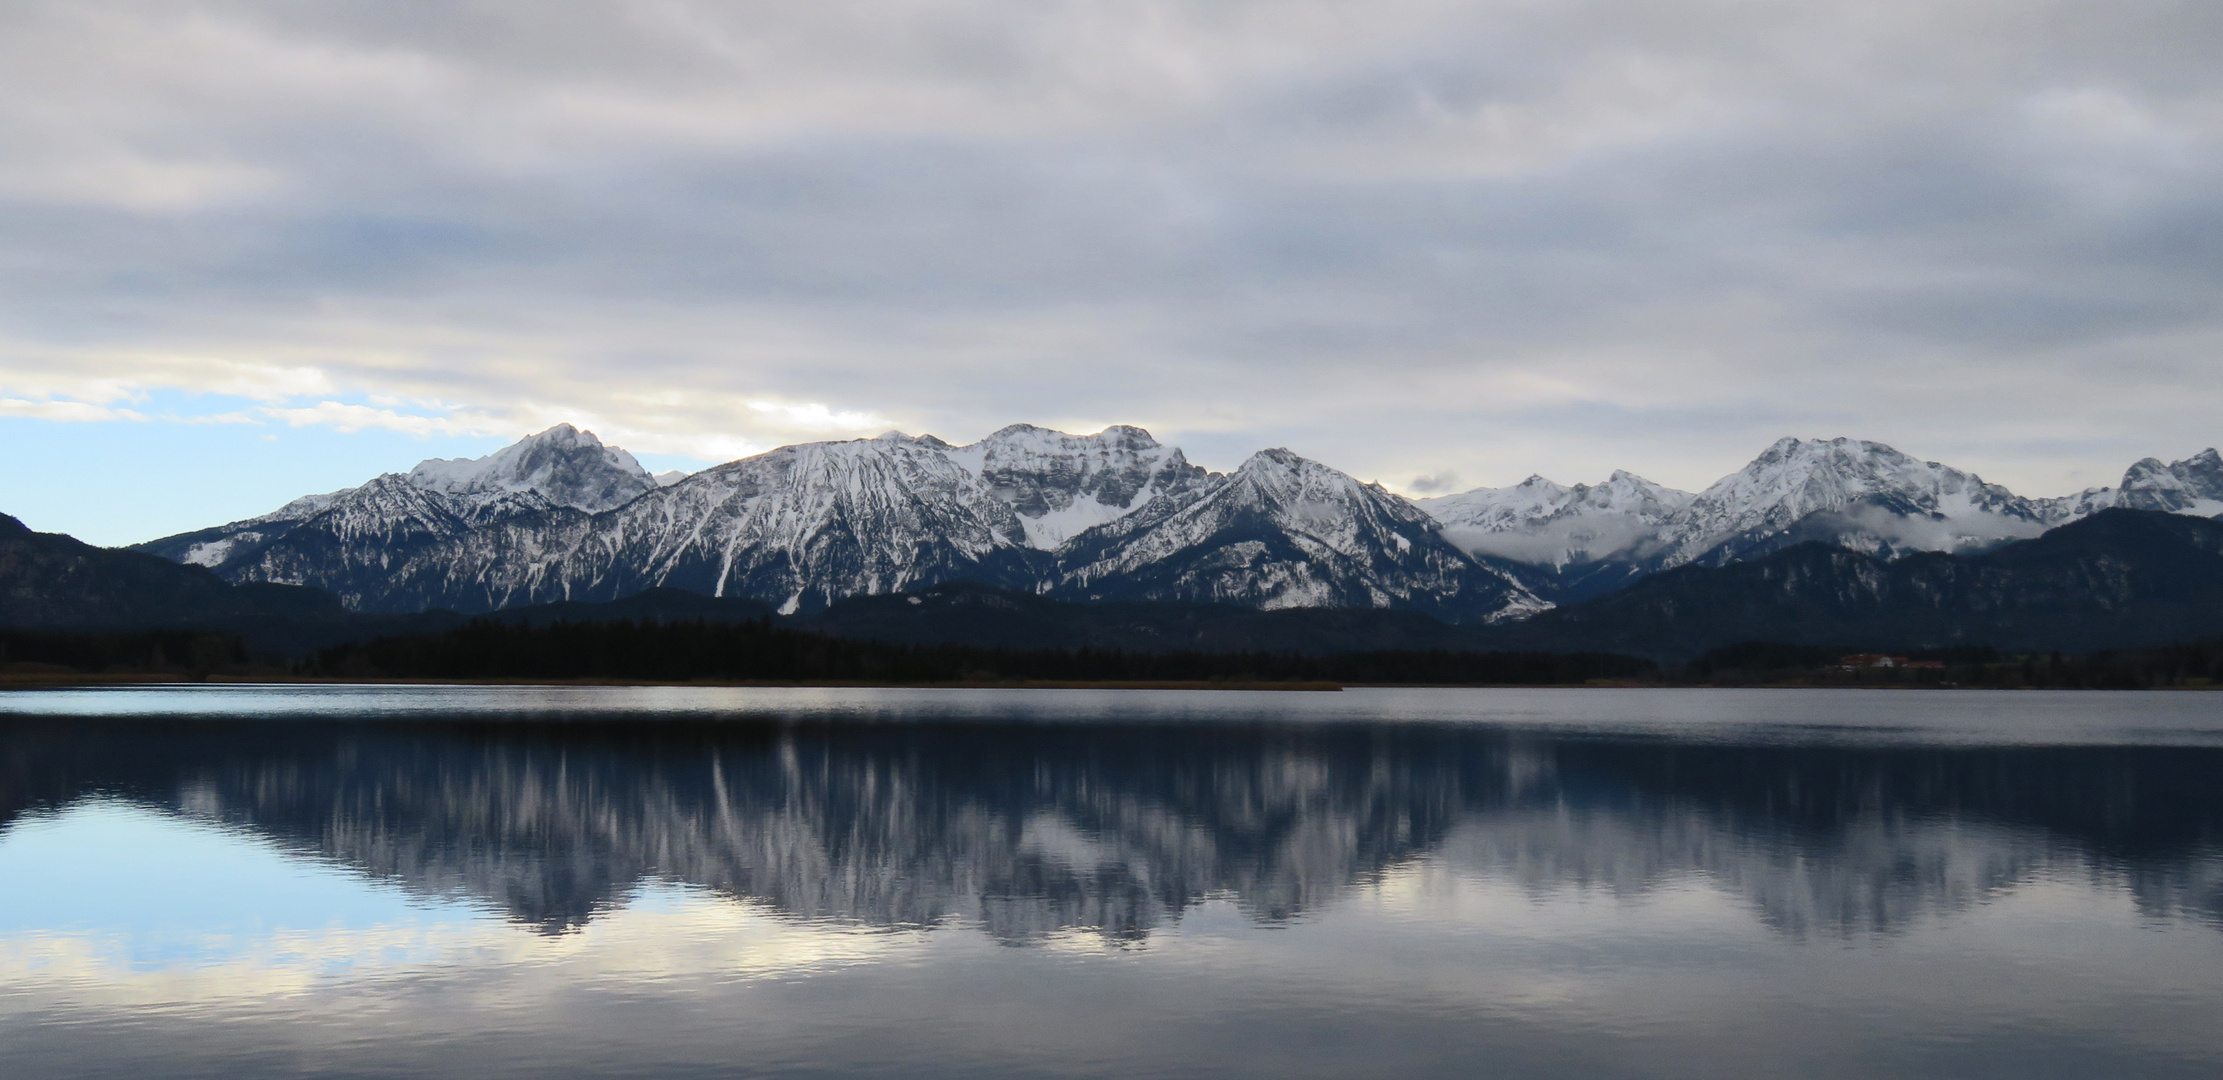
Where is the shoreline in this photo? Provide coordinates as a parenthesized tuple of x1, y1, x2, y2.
(0, 672, 1351, 692)
(3, 673, 2214, 691)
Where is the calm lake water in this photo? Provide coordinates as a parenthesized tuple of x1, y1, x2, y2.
(2, 686, 2221, 1079)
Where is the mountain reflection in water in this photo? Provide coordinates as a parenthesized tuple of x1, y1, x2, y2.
(5, 715, 2218, 942)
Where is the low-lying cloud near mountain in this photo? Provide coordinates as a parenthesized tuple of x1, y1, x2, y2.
(3, 0, 2221, 505)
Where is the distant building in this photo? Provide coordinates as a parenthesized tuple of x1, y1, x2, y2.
(1838, 653, 1904, 669)
(1836, 654, 1946, 671)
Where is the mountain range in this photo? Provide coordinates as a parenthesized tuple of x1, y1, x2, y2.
(13, 507, 2223, 662)
(130, 423, 1541, 621)
(767, 507, 2223, 660)
(1421, 438, 2220, 601)
(125, 423, 2222, 624)
(1504, 508, 2223, 658)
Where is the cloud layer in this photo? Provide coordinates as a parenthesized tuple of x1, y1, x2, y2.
(3, 0, 2220, 498)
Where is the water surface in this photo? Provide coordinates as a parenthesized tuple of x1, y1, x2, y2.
(2, 686, 2220, 1078)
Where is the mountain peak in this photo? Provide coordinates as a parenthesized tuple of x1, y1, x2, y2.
(1225, 448, 1379, 501)
(969, 422, 1166, 455)
(1660, 436, 2053, 568)
(408, 425, 655, 514)
(946, 423, 1201, 550)
(1055, 446, 1539, 621)
(1238, 446, 1303, 469)
(2118, 447, 2223, 515)
(1754, 435, 1898, 464)
(1422, 468, 1689, 574)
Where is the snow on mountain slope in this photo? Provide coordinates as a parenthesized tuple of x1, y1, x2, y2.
(2033, 485, 2120, 524)
(1055, 448, 1544, 622)
(1422, 471, 1692, 568)
(145, 419, 2212, 622)
(130, 486, 356, 569)
(1423, 475, 1574, 534)
(2116, 448, 2223, 517)
(1416, 437, 2147, 600)
(1662, 437, 2056, 566)
(622, 431, 1037, 613)
(215, 475, 495, 608)
(406, 423, 656, 514)
(299, 426, 1211, 615)
(161, 528, 279, 572)
(257, 489, 352, 524)
(351, 431, 1046, 614)
(166, 531, 264, 569)
(134, 425, 659, 572)
(357, 437, 1540, 620)
(941, 424, 1209, 550)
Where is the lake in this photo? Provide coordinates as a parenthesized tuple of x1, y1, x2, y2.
(2, 685, 2221, 1078)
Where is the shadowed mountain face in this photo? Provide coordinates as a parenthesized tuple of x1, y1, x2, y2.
(0, 513, 384, 656)
(1512, 508, 2223, 659)
(3, 717, 2216, 942)
(0, 514, 342, 629)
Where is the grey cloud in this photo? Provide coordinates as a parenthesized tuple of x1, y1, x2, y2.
(0, 0, 2220, 496)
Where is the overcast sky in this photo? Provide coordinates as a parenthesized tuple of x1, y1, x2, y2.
(4, 0, 2220, 544)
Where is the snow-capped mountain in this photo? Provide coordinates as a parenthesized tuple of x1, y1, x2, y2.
(428, 423, 1204, 616)
(2034, 485, 2121, 525)
(405, 423, 657, 514)
(1057, 448, 1543, 622)
(1420, 438, 2223, 603)
(2020, 448, 2223, 522)
(134, 420, 2222, 622)
(2115, 448, 2223, 516)
(1419, 471, 1694, 603)
(943, 424, 1208, 550)
(134, 424, 657, 584)
(1420, 473, 1689, 584)
(1659, 437, 2057, 567)
(405, 433, 1533, 622)
(377, 430, 1044, 615)
(139, 423, 1540, 622)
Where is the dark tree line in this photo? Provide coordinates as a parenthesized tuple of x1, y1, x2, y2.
(305, 617, 1654, 685)
(0, 629, 247, 675)
(14, 619, 2221, 689)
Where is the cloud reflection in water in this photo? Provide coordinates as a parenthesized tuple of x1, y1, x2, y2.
(2, 694, 2221, 1078)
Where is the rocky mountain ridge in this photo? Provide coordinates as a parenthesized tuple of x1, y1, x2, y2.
(1057, 447, 1539, 622)
(134, 423, 657, 574)
(405, 423, 658, 513)
(137, 423, 1541, 621)
(1424, 436, 2223, 601)
(2117, 448, 2223, 516)
(132, 423, 2220, 618)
